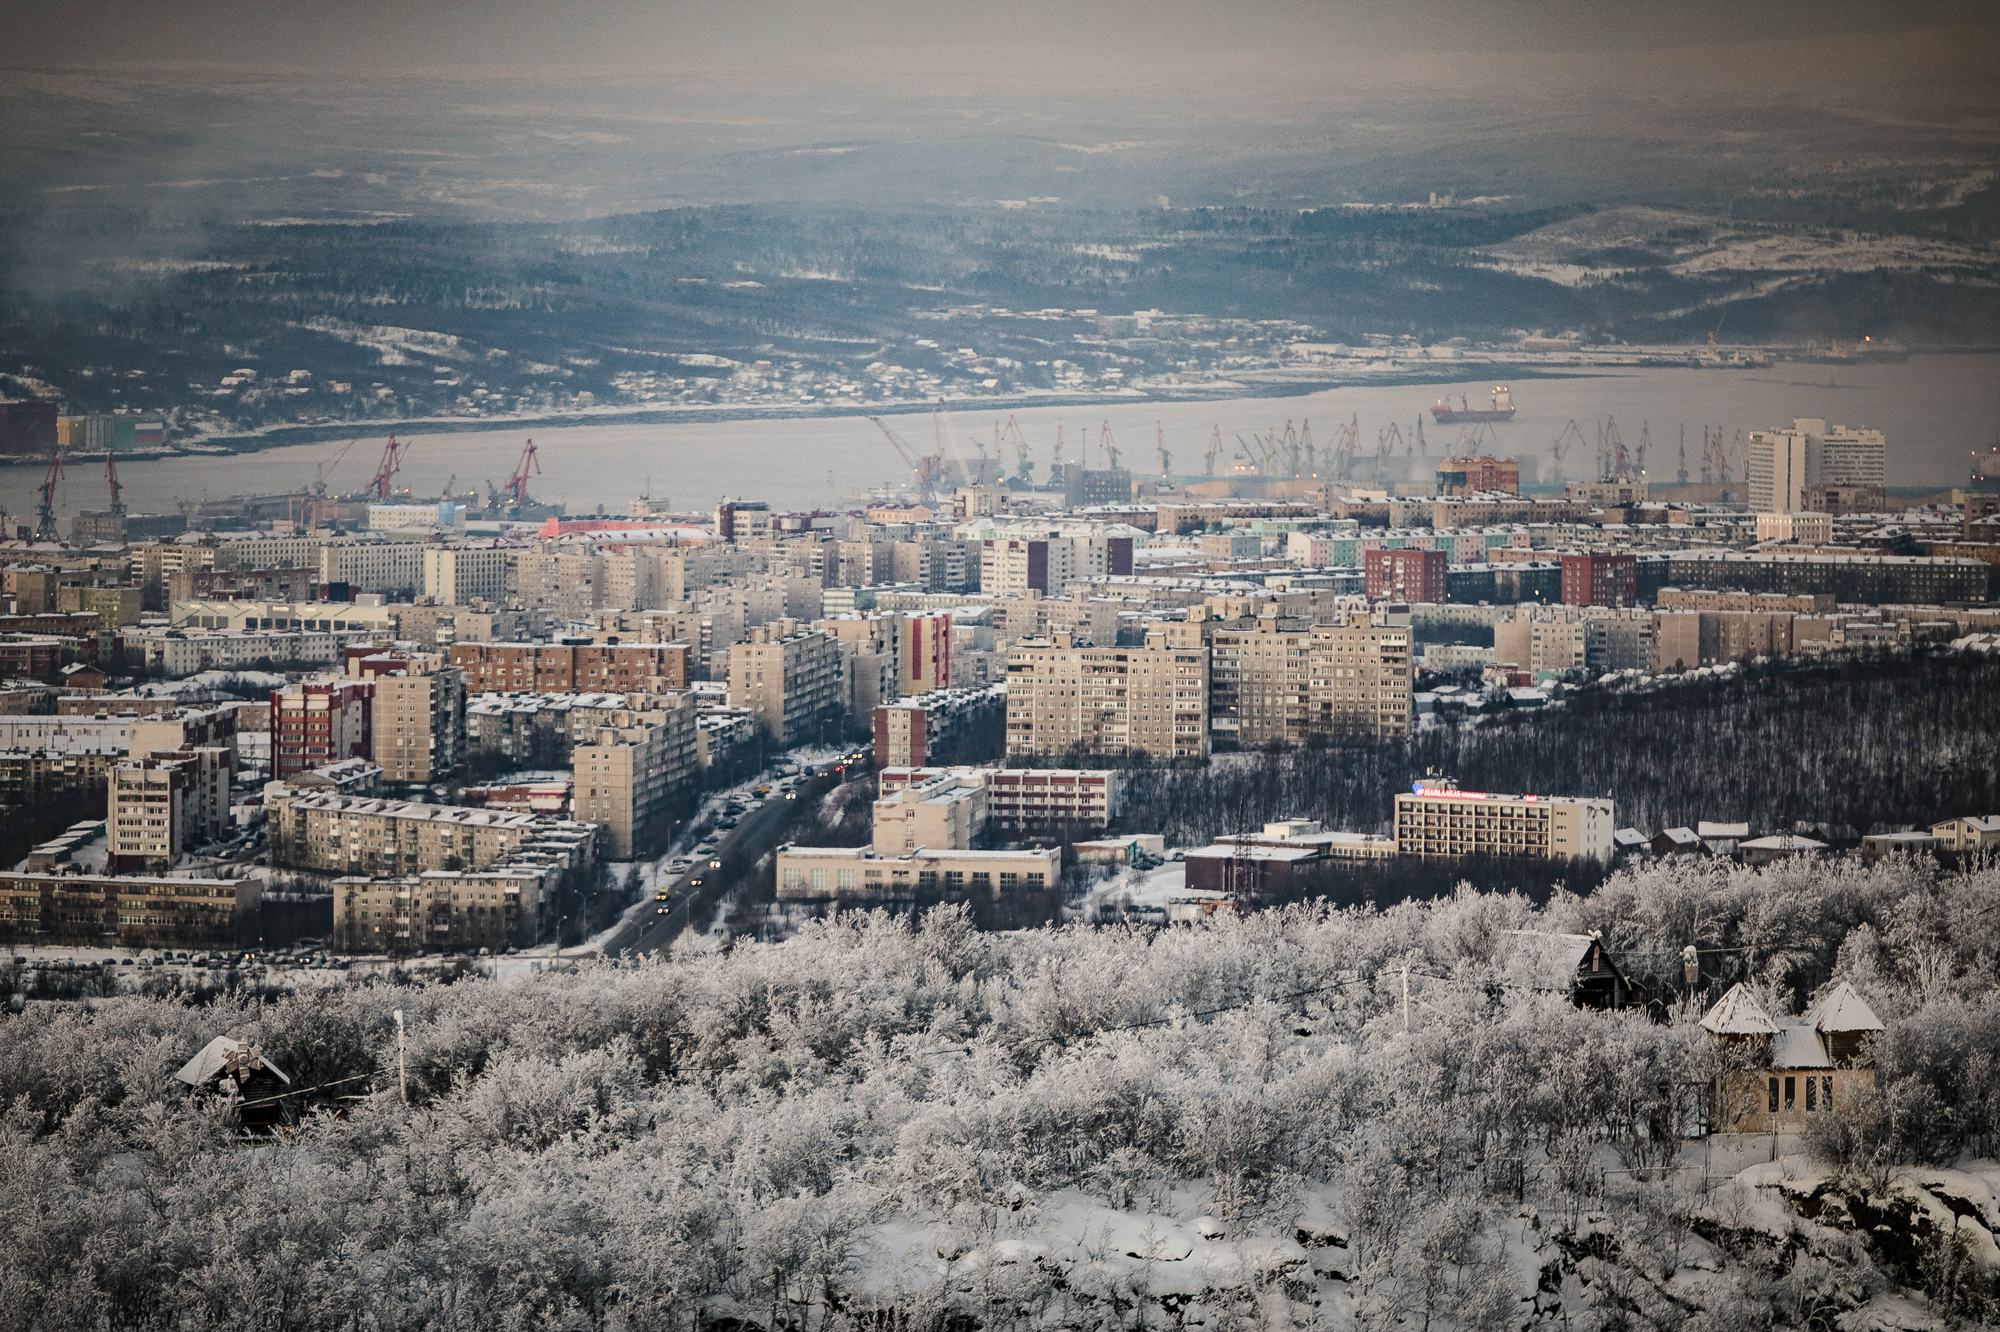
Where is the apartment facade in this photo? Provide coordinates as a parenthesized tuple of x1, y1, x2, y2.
(422, 547, 510, 605)
(1393, 786, 1615, 861)
(1004, 631, 1208, 762)
(107, 749, 230, 873)
(352, 652, 466, 785)
(0, 871, 257, 947)
(727, 621, 841, 744)
(1363, 547, 1446, 603)
(448, 641, 692, 693)
(571, 697, 699, 858)
(332, 864, 561, 954)
(270, 677, 374, 781)
(265, 786, 599, 878)
(775, 844, 1061, 902)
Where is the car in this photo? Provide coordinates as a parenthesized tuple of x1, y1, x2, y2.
(689, 877, 703, 888)
(716, 818, 737, 830)
(753, 784, 772, 796)
(655, 890, 670, 901)
(784, 791, 797, 800)
(668, 858, 691, 873)
(656, 906, 669, 915)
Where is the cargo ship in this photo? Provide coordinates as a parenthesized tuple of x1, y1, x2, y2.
(1430, 386, 1515, 424)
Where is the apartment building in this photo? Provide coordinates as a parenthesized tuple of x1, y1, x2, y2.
(515, 549, 603, 618)
(332, 864, 561, 954)
(170, 599, 398, 634)
(1363, 547, 1446, 603)
(422, 547, 510, 605)
(317, 537, 426, 596)
(264, 786, 599, 878)
(1207, 614, 1311, 749)
(727, 620, 841, 744)
(872, 772, 987, 855)
(448, 641, 692, 693)
(1755, 512, 1835, 545)
(1307, 618, 1413, 741)
(982, 537, 1073, 598)
(870, 686, 1006, 768)
(1394, 786, 1615, 861)
(0, 750, 118, 800)
(350, 650, 466, 785)
(1003, 630, 1208, 762)
(0, 871, 258, 947)
(902, 611, 952, 694)
(570, 695, 698, 858)
(107, 749, 230, 872)
(270, 677, 374, 781)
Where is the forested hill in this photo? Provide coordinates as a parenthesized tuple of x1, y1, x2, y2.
(1119, 650, 2000, 847)
(4, 856, 1999, 1329)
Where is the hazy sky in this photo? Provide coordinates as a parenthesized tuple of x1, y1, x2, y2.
(5, 0, 1996, 70)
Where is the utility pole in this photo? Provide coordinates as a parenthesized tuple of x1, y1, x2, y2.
(1401, 962, 1410, 1034)
(393, 1009, 407, 1104)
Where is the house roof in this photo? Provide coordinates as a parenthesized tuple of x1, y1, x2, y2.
(1772, 1024, 1833, 1069)
(1741, 835, 1827, 851)
(1502, 930, 1607, 990)
(1613, 828, 1649, 848)
(1698, 821, 1750, 839)
(1802, 981, 1885, 1035)
(1656, 827, 1700, 846)
(1701, 983, 1779, 1036)
(175, 1035, 289, 1087)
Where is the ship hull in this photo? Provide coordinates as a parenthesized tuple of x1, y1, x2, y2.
(1430, 407, 1516, 423)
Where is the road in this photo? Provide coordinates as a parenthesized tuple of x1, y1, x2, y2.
(600, 767, 850, 956)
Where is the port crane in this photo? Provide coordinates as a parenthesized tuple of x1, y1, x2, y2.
(1001, 415, 1033, 482)
(1155, 421, 1171, 477)
(1549, 420, 1586, 481)
(310, 437, 362, 497)
(932, 399, 980, 487)
(367, 435, 409, 501)
(1635, 421, 1651, 477)
(504, 439, 542, 509)
(1300, 419, 1315, 475)
(104, 453, 125, 515)
(1100, 422, 1119, 471)
(869, 416, 946, 504)
(1203, 425, 1221, 476)
(33, 447, 65, 542)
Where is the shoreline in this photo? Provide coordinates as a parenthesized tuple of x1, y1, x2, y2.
(114, 363, 1627, 457)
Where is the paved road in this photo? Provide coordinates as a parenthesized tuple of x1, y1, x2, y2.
(601, 768, 850, 955)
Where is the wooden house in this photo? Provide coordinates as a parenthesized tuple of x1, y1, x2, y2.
(1502, 931, 1646, 1011)
(175, 1034, 292, 1132)
(1700, 981, 1883, 1133)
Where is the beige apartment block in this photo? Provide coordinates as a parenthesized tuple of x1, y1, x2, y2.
(332, 864, 560, 954)
(728, 620, 841, 745)
(1004, 630, 1208, 762)
(107, 748, 230, 873)
(264, 786, 599, 878)
(776, 844, 1061, 902)
(1306, 618, 1413, 741)
(1394, 788, 1615, 861)
(872, 772, 987, 855)
(571, 698, 698, 858)
(422, 547, 510, 605)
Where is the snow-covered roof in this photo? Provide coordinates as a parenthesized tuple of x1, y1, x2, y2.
(1740, 835, 1826, 851)
(1771, 1025, 1832, 1069)
(1697, 821, 1750, 839)
(1656, 827, 1699, 846)
(1502, 931, 1601, 989)
(1612, 827, 1649, 848)
(175, 1035, 289, 1087)
(1802, 981, 1885, 1035)
(1701, 983, 1778, 1036)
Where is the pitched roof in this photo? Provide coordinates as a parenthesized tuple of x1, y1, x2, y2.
(1701, 983, 1778, 1035)
(1502, 930, 1604, 990)
(175, 1035, 289, 1087)
(1698, 821, 1750, 839)
(1802, 981, 1885, 1035)
(1772, 1024, 1833, 1069)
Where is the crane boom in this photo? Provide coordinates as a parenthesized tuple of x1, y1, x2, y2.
(368, 435, 407, 501)
(505, 439, 542, 507)
(1204, 425, 1221, 475)
(34, 447, 65, 541)
(869, 416, 943, 504)
(1155, 421, 1171, 477)
(105, 453, 124, 514)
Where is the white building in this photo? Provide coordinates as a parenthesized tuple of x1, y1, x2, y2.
(423, 548, 511, 606)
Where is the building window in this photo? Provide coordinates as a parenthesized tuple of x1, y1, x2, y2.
(1805, 1076, 1817, 1111)
(809, 868, 827, 892)
(1820, 1076, 1832, 1110)
(1768, 1077, 1779, 1113)
(1784, 1077, 1795, 1111)
(836, 869, 856, 891)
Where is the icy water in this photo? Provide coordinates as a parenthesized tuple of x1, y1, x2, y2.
(9, 355, 1997, 522)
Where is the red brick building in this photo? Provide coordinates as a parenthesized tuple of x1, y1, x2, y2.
(1363, 548, 1447, 603)
(1560, 553, 1639, 608)
(271, 678, 374, 780)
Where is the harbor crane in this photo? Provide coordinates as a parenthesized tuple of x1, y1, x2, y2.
(1550, 419, 1586, 482)
(505, 438, 542, 509)
(104, 453, 125, 515)
(1203, 425, 1222, 475)
(1100, 421, 1119, 471)
(1155, 421, 1171, 477)
(367, 435, 408, 501)
(310, 437, 361, 497)
(932, 399, 979, 486)
(34, 447, 65, 541)
(1001, 414, 1033, 481)
(1300, 419, 1315, 475)
(869, 416, 946, 504)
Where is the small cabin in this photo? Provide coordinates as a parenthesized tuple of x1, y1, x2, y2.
(1701, 982, 1882, 1133)
(1503, 931, 1645, 1011)
(175, 1035, 291, 1132)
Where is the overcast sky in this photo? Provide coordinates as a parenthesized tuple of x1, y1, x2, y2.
(4, 0, 1996, 70)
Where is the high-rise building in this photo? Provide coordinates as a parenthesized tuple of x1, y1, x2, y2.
(1747, 427, 1810, 514)
(1306, 618, 1413, 741)
(902, 611, 952, 695)
(351, 650, 466, 786)
(1748, 419, 1886, 512)
(107, 749, 231, 873)
(1435, 456, 1520, 496)
(728, 621, 841, 745)
(570, 696, 698, 858)
(1004, 630, 1208, 762)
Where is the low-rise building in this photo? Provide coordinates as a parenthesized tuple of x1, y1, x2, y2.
(775, 843, 1061, 902)
(872, 772, 987, 855)
(1929, 814, 2000, 851)
(0, 871, 258, 947)
(1702, 982, 1884, 1134)
(264, 785, 598, 879)
(331, 863, 562, 954)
